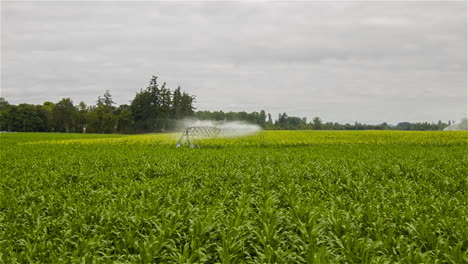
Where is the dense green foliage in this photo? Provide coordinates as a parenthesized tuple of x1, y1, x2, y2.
(1, 131, 466, 263)
(0, 76, 195, 134)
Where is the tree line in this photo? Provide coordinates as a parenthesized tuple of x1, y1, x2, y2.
(0, 75, 452, 133)
(0, 76, 195, 133)
(194, 111, 451, 131)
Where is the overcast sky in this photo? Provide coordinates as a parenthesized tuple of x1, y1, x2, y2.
(1, 1, 466, 124)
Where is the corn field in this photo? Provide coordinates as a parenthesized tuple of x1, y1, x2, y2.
(0, 131, 467, 263)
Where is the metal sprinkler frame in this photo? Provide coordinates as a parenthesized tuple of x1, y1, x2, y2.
(176, 126, 222, 148)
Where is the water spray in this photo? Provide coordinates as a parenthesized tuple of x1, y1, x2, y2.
(176, 119, 261, 148)
(444, 118, 468, 131)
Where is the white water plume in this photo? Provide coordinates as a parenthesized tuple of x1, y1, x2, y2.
(444, 118, 468, 131)
(177, 119, 261, 138)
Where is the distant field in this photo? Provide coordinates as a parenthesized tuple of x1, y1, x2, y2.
(1, 131, 467, 263)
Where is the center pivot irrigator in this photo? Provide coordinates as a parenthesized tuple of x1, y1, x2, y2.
(176, 120, 262, 148)
(176, 126, 222, 148)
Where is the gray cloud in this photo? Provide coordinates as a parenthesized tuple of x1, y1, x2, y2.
(1, 1, 466, 124)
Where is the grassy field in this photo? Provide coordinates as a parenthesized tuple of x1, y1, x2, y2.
(1, 131, 467, 263)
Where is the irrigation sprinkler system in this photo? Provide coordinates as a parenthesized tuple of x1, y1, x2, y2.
(176, 126, 222, 148)
(176, 121, 259, 148)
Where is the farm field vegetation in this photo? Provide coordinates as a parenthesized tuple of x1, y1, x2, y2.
(1, 131, 467, 263)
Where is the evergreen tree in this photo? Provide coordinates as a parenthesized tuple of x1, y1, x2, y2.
(259, 110, 266, 126)
(180, 92, 195, 118)
(172, 87, 183, 119)
(159, 82, 172, 130)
